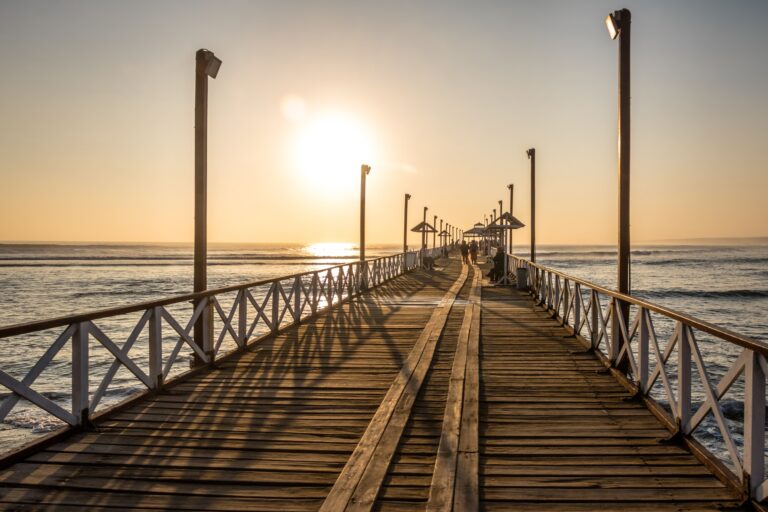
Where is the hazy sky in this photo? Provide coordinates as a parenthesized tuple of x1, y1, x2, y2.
(1, 0, 766, 245)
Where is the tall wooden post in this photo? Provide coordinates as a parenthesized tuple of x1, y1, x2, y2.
(508, 184, 514, 254)
(403, 193, 411, 253)
(439, 219, 443, 248)
(606, 8, 632, 369)
(527, 148, 536, 263)
(360, 165, 371, 289)
(617, 9, 631, 297)
(194, 49, 221, 357)
(498, 200, 503, 248)
(432, 215, 437, 248)
(360, 165, 371, 262)
(422, 207, 428, 250)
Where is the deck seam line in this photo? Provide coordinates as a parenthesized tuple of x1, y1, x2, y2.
(320, 259, 469, 512)
(426, 263, 481, 511)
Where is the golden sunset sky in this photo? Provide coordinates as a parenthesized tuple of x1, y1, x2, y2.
(1, 0, 766, 245)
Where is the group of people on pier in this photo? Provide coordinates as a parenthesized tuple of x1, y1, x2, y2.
(459, 240, 479, 265)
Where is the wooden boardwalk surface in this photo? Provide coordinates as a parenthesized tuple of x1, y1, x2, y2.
(0, 256, 745, 511)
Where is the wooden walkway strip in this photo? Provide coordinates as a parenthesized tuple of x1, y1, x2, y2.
(427, 264, 481, 511)
(320, 263, 469, 512)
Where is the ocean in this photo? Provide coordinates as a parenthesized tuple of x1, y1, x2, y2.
(1, 242, 766, 469)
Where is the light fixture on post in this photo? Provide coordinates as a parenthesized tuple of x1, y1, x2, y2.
(605, 8, 631, 369)
(498, 199, 503, 249)
(433, 215, 437, 249)
(527, 148, 536, 263)
(605, 8, 631, 297)
(360, 164, 371, 289)
(193, 48, 221, 364)
(508, 184, 514, 255)
(360, 164, 371, 262)
(403, 193, 411, 253)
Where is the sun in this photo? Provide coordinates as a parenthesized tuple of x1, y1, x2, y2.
(294, 113, 376, 190)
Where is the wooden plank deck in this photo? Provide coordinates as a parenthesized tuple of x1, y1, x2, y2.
(479, 285, 743, 511)
(0, 255, 747, 511)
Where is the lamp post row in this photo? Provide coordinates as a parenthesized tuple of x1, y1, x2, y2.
(194, 5, 631, 355)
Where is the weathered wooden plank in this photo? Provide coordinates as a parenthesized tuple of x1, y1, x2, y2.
(427, 264, 480, 511)
(321, 263, 469, 511)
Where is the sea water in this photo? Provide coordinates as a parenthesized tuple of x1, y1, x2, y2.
(1, 242, 766, 468)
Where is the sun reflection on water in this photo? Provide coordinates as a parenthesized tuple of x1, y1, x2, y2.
(305, 242, 357, 258)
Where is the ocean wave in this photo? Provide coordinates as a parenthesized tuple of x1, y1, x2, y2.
(0, 260, 354, 268)
(635, 288, 768, 300)
(0, 254, 359, 262)
(640, 256, 768, 266)
(538, 250, 654, 257)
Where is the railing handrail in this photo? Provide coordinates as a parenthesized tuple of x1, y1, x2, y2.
(0, 252, 409, 339)
(509, 253, 768, 356)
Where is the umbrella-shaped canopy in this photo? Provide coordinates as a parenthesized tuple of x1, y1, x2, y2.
(411, 221, 437, 233)
(464, 226, 487, 237)
(437, 230, 450, 238)
(488, 213, 525, 230)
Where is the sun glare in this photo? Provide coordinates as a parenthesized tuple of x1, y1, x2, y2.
(305, 242, 357, 257)
(294, 113, 376, 190)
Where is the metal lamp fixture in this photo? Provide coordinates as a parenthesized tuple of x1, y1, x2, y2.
(605, 10, 624, 40)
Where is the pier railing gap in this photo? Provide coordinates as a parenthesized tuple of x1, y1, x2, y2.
(510, 254, 768, 503)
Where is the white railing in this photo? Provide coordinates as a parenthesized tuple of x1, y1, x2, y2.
(0, 251, 420, 441)
(510, 254, 768, 502)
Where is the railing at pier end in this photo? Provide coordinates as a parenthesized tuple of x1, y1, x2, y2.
(509, 254, 768, 503)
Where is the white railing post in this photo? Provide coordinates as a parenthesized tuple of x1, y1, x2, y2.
(638, 308, 649, 392)
(744, 350, 766, 497)
(293, 277, 302, 325)
(271, 283, 280, 332)
(148, 306, 163, 389)
(326, 269, 334, 305)
(238, 289, 248, 345)
(364, 261, 370, 290)
(337, 269, 344, 302)
(562, 279, 570, 325)
(547, 273, 553, 309)
(204, 299, 214, 361)
(590, 290, 599, 349)
(310, 274, 318, 313)
(71, 321, 90, 426)
(678, 324, 692, 432)
(573, 283, 581, 335)
(610, 299, 620, 364)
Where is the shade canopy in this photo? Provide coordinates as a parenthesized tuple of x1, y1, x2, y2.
(438, 230, 450, 238)
(464, 226, 487, 237)
(410, 221, 437, 233)
(488, 214, 525, 230)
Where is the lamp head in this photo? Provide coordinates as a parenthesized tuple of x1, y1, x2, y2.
(405, 193, 411, 200)
(362, 164, 371, 175)
(526, 148, 535, 159)
(197, 49, 222, 78)
(508, 183, 514, 190)
(605, 9, 629, 40)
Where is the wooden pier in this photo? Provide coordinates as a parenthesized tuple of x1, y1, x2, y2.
(0, 256, 748, 510)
